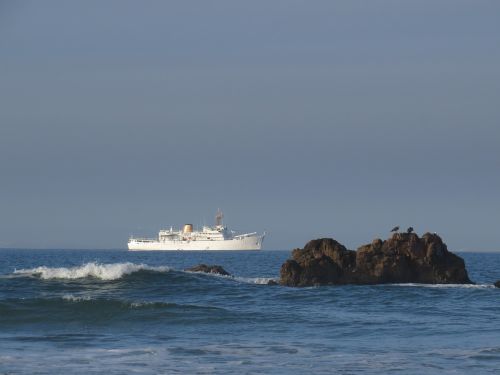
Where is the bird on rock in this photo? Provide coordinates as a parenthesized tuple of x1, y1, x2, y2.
(390, 226, 399, 233)
(407, 227, 414, 234)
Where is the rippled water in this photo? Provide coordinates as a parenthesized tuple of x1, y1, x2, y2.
(1, 249, 499, 374)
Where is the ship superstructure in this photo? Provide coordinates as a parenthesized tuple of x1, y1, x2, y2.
(128, 210, 265, 251)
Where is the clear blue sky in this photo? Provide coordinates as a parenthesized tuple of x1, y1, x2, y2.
(0, 1, 499, 251)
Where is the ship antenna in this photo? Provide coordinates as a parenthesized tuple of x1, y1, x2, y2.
(215, 209, 223, 226)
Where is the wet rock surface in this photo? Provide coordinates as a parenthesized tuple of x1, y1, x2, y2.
(494, 281, 500, 288)
(280, 233, 472, 286)
(186, 264, 231, 276)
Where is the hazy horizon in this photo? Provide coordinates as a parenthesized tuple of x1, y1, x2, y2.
(1, 1, 499, 252)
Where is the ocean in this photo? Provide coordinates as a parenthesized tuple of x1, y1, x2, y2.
(0, 249, 499, 374)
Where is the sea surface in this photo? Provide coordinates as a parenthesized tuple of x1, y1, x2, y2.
(0, 249, 499, 374)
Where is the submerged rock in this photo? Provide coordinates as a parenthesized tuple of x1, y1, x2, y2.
(186, 264, 231, 276)
(494, 281, 500, 288)
(280, 233, 472, 287)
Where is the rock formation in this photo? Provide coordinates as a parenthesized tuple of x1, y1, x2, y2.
(186, 264, 231, 276)
(280, 233, 472, 286)
(494, 281, 500, 288)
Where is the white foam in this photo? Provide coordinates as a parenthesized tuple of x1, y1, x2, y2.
(62, 294, 93, 301)
(235, 277, 277, 285)
(386, 283, 494, 289)
(185, 269, 277, 285)
(14, 262, 170, 280)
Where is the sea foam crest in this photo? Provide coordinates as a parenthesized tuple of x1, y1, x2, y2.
(235, 277, 277, 285)
(14, 262, 170, 280)
(388, 283, 494, 289)
(185, 269, 275, 285)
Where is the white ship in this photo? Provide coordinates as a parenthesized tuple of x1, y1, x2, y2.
(128, 210, 265, 251)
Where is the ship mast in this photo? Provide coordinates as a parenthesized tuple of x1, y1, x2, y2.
(215, 209, 224, 227)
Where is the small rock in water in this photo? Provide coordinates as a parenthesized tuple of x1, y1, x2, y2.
(494, 281, 500, 288)
(185, 264, 231, 276)
(266, 280, 279, 286)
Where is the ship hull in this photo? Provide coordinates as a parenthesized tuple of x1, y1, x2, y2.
(128, 234, 264, 251)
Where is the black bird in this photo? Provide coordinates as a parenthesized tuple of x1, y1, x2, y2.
(390, 226, 399, 233)
(407, 227, 414, 234)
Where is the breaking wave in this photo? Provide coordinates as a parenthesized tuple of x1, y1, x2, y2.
(13, 262, 170, 281)
(10, 262, 276, 285)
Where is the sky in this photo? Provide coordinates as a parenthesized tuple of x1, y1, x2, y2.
(0, 0, 499, 251)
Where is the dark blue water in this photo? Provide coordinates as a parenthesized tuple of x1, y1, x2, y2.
(1, 250, 499, 374)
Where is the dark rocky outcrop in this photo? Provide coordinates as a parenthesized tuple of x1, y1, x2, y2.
(186, 264, 231, 276)
(494, 281, 500, 288)
(280, 233, 472, 286)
